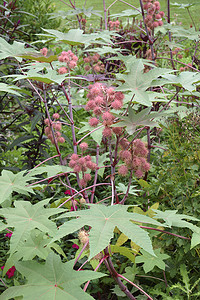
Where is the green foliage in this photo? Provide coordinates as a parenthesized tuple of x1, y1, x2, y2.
(135, 248, 170, 273)
(0, 253, 106, 300)
(51, 204, 162, 258)
(0, 1, 200, 298)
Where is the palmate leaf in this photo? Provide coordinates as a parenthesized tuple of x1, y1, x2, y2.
(152, 72, 200, 92)
(4, 69, 67, 85)
(0, 170, 38, 204)
(153, 209, 200, 248)
(135, 248, 170, 273)
(113, 107, 160, 135)
(0, 37, 36, 62)
(41, 28, 94, 45)
(0, 253, 106, 300)
(0, 199, 63, 257)
(40, 28, 117, 46)
(116, 60, 173, 106)
(51, 204, 162, 258)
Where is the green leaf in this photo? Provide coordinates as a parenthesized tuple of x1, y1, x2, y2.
(116, 60, 173, 106)
(18, 51, 58, 63)
(98, 153, 109, 177)
(191, 231, 200, 248)
(5, 69, 67, 85)
(0, 37, 36, 62)
(0, 253, 106, 300)
(41, 28, 94, 45)
(31, 112, 43, 132)
(116, 183, 140, 195)
(180, 264, 190, 292)
(8, 229, 51, 262)
(7, 135, 34, 150)
(153, 209, 199, 229)
(171, 2, 194, 9)
(51, 204, 162, 258)
(152, 72, 200, 92)
(109, 8, 140, 18)
(113, 107, 160, 135)
(0, 170, 37, 203)
(0, 199, 62, 257)
(110, 245, 136, 263)
(0, 83, 22, 96)
(135, 248, 170, 273)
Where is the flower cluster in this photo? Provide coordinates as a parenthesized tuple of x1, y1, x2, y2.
(68, 153, 97, 187)
(85, 82, 124, 138)
(1, 266, 16, 278)
(143, 0, 164, 30)
(44, 113, 65, 144)
(40, 47, 48, 56)
(58, 50, 78, 74)
(83, 54, 105, 73)
(118, 138, 150, 178)
(109, 20, 120, 31)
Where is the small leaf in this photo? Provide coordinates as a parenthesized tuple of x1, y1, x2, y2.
(135, 248, 170, 273)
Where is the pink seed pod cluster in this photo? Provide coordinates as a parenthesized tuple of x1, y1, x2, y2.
(69, 153, 97, 187)
(143, 0, 164, 30)
(58, 50, 78, 73)
(85, 82, 124, 138)
(83, 53, 105, 73)
(118, 138, 150, 178)
(44, 114, 65, 144)
(109, 20, 120, 31)
(40, 47, 48, 56)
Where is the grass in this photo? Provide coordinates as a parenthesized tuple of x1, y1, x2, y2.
(52, 0, 200, 28)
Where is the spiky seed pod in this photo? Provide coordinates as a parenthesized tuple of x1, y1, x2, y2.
(71, 153, 79, 160)
(80, 142, 88, 151)
(118, 165, 129, 176)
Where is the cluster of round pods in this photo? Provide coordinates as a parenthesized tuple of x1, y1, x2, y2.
(109, 20, 120, 31)
(118, 138, 150, 178)
(83, 54, 105, 73)
(58, 50, 78, 74)
(143, 0, 164, 30)
(85, 82, 124, 138)
(68, 151, 97, 187)
(44, 113, 65, 144)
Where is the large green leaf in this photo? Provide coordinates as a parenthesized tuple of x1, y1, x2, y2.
(152, 72, 200, 92)
(0, 253, 106, 300)
(41, 28, 94, 45)
(40, 28, 118, 46)
(113, 107, 160, 135)
(153, 209, 200, 248)
(116, 60, 173, 106)
(0, 199, 63, 256)
(51, 204, 162, 258)
(5, 69, 67, 85)
(0, 170, 37, 204)
(0, 37, 36, 62)
(153, 209, 199, 228)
